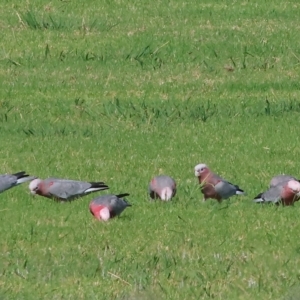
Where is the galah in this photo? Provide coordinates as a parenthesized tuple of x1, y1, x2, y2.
(149, 175, 176, 201)
(269, 174, 298, 188)
(194, 163, 245, 202)
(253, 179, 300, 205)
(0, 171, 35, 193)
(89, 193, 131, 221)
(29, 177, 109, 201)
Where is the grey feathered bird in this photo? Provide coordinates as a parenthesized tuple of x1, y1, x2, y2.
(0, 171, 35, 193)
(29, 177, 109, 201)
(149, 175, 176, 201)
(89, 193, 131, 221)
(194, 163, 245, 202)
(253, 180, 300, 205)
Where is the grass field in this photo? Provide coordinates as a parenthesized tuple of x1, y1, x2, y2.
(1, 0, 300, 299)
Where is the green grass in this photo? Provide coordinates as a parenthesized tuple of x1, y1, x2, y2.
(0, 0, 300, 299)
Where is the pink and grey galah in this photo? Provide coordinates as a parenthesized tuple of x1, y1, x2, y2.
(194, 163, 245, 202)
(0, 171, 36, 193)
(149, 175, 177, 201)
(253, 179, 300, 205)
(89, 193, 131, 221)
(29, 177, 109, 201)
(269, 174, 299, 188)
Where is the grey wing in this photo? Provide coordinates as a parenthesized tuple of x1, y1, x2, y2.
(257, 185, 282, 203)
(269, 175, 296, 188)
(0, 174, 17, 193)
(214, 181, 237, 199)
(47, 177, 88, 184)
(46, 179, 91, 199)
(93, 195, 130, 214)
(111, 196, 130, 215)
(92, 194, 117, 206)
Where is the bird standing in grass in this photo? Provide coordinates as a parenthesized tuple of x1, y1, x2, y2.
(89, 193, 131, 221)
(29, 177, 109, 201)
(253, 179, 300, 205)
(194, 163, 245, 202)
(148, 175, 176, 201)
(0, 171, 36, 193)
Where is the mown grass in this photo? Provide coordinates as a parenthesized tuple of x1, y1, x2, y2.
(0, 0, 300, 299)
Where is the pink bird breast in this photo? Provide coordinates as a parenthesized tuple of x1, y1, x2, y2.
(89, 204, 111, 221)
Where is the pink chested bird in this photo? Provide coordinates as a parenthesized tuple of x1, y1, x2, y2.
(29, 177, 109, 202)
(0, 171, 36, 193)
(194, 163, 245, 202)
(149, 175, 177, 201)
(254, 179, 300, 205)
(89, 193, 131, 221)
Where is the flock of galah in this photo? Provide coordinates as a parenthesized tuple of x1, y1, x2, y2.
(1, 163, 300, 221)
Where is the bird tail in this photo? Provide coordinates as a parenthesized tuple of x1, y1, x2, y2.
(253, 198, 264, 203)
(13, 171, 37, 185)
(235, 188, 245, 195)
(13, 171, 26, 178)
(116, 193, 132, 206)
(86, 182, 109, 192)
(116, 193, 130, 198)
(253, 193, 264, 203)
(160, 187, 174, 201)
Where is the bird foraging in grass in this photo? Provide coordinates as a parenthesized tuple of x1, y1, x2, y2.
(148, 175, 176, 201)
(194, 163, 245, 202)
(29, 177, 109, 202)
(89, 193, 131, 221)
(0, 171, 36, 193)
(253, 179, 300, 206)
